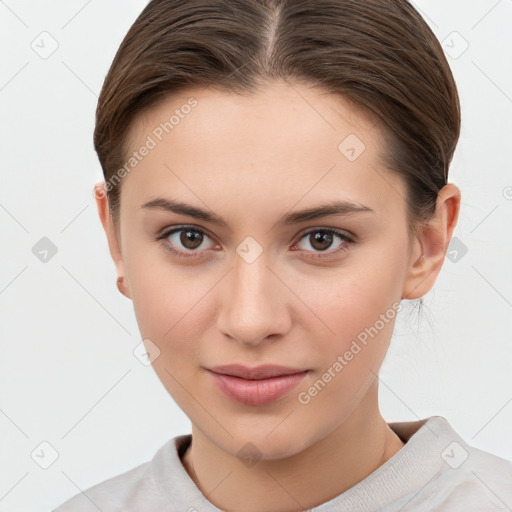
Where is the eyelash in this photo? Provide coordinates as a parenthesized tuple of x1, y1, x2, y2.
(155, 226, 355, 260)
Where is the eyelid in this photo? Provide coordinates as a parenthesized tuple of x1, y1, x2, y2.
(295, 225, 355, 242)
(156, 223, 215, 240)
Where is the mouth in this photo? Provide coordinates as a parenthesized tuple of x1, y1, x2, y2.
(207, 364, 308, 380)
(205, 364, 310, 406)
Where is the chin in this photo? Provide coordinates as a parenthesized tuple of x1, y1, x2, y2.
(218, 425, 314, 463)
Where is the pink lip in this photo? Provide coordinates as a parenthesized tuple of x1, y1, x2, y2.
(206, 365, 309, 406)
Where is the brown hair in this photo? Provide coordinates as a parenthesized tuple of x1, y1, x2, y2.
(94, 0, 460, 234)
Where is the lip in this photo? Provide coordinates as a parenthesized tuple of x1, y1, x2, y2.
(206, 365, 309, 406)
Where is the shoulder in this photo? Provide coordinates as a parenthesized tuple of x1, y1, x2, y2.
(416, 425, 512, 510)
(385, 416, 512, 511)
(448, 444, 512, 505)
(51, 441, 175, 512)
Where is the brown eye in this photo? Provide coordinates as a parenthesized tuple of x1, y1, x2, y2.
(309, 231, 334, 251)
(294, 228, 354, 258)
(157, 226, 217, 258)
(179, 229, 204, 250)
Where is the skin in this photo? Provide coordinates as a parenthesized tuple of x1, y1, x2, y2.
(95, 80, 460, 512)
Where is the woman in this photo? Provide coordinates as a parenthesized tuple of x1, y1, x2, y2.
(53, 0, 512, 510)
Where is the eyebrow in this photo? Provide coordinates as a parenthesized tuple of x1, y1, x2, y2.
(140, 197, 374, 228)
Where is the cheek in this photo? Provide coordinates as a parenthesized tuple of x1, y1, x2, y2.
(130, 272, 212, 353)
(293, 274, 400, 431)
(125, 250, 222, 391)
(300, 246, 405, 385)
(310, 280, 397, 386)
(300, 254, 403, 345)
(128, 265, 214, 410)
(124, 240, 207, 336)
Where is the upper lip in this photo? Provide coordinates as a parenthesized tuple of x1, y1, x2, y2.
(206, 364, 308, 380)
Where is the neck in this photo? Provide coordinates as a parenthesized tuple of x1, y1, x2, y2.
(181, 381, 405, 512)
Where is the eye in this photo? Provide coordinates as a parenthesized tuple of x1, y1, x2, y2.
(156, 225, 355, 260)
(156, 226, 218, 259)
(292, 228, 354, 259)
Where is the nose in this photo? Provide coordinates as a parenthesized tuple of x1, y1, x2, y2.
(216, 251, 292, 347)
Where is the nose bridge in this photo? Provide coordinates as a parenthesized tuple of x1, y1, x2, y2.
(235, 248, 273, 299)
(218, 247, 289, 346)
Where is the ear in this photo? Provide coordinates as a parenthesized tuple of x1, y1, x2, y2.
(94, 182, 132, 300)
(402, 183, 461, 300)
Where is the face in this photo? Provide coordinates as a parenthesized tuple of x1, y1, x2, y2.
(103, 81, 423, 460)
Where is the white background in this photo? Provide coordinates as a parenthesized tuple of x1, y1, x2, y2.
(0, 1, 511, 510)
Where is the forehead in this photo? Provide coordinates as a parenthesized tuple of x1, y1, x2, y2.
(121, 81, 405, 220)
(127, 80, 377, 155)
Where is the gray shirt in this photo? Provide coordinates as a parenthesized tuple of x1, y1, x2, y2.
(52, 416, 512, 511)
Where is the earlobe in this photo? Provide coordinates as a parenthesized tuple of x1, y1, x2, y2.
(117, 276, 129, 298)
(402, 183, 461, 300)
(94, 182, 132, 300)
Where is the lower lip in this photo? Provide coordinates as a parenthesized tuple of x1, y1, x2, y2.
(207, 370, 308, 406)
